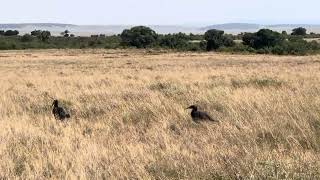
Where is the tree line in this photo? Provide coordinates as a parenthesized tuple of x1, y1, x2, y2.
(0, 26, 319, 55)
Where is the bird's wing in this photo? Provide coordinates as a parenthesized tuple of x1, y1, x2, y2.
(58, 107, 68, 117)
(52, 108, 59, 119)
(201, 111, 216, 121)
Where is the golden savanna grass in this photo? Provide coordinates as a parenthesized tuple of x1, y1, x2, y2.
(0, 49, 320, 179)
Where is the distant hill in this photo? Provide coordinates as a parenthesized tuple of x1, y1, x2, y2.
(0, 23, 201, 36)
(201, 23, 320, 34)
(1, 23, 320, 36)
(201, 23, 260, 30)
(267, 24, 320, 28)
(0, 23, 76, 29)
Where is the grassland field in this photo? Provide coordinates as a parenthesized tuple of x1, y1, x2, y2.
(0, 49, 320, 179)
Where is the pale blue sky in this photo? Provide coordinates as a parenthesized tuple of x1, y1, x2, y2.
(1, 0, 319, 25)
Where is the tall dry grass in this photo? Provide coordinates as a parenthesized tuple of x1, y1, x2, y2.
(0, 49, 319, 179)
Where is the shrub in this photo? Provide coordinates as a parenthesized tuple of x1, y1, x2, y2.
(204, 29, 235, 51)
(39, 31, 51, 42)
(88, 40, 96, 47)
(204, 29, 224, 50)
(223, 34, 235, 47)
(199, 41, 207, 51)
(242, 29, 285, 49)
(120, 26, 158, 48)
(239, 29, 318, 55)
(4, 30, 19, 36)
(282, 31, 288, 36)
(30, 30, 51, 42)
(286, 37, 309, 55)
(242, 33, 256, 47)
(307, 40, 320, 51)
(291, 27, 307, 36)
(270, 37, 317, 55)
(0, 41, 9, 50)
(271, 45, 288, 55)
(31, 30, 42, 36)
(218, 43, 256, 54)
(186, 42, 202, 51)
(21, 34, 33, 42)
(159, 33, 189, 49)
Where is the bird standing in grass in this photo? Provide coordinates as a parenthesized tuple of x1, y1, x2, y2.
(186, 105, 217, 123)
(52, 99, 70, 120)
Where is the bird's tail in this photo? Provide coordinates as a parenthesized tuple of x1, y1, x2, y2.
(66, 114, 71, 118)
(209, 116, 219, 123)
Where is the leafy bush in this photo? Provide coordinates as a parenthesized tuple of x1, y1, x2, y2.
(159, 33, 189, 49)
(120, 26, 158, 48)
(291, 27, 307, 36)
(218, 43, 256, 54)
(61, 30, 70, 37)
(4, 30, 19, 36)
(31, 30, 42, 36)
(0, 41, 9, 50)
(269, 37, 319, 55)
(204, 29, 235, 51)
(199, 41, 207, 51)
(30, 30, 51, 42)
(308, 40, 320, 51)
(88, 40, 96, 47)
(240, 28, 320, 55)
(242, 29, 285, 49)
(222, 34, 235, 47)
(185, 42, 202, 51)
(40, 31, 51, 42)
(21, 34, 33, 42)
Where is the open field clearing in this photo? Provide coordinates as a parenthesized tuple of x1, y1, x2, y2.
(305, 38, 320, 43)
(0, 49, 320, 179)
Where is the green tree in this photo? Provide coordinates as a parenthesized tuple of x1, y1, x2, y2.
(223, 34, 235, 47)
(282, 31, 287, 35)
(61, 30, 70, 37)
(4, 30, 19, 36)
(30, 30, 51, 42)
(291, 27, 307, 36)
(31, 30, 42, 36)
(204, 29, 234, 51)
(242, 33, 256, 47)
(21, 34, 33, 42)
(120, 26, 158, 48)
(204, 29, 224, 50)
(242, 29, 285, 49)
(39, 31, 51, 42)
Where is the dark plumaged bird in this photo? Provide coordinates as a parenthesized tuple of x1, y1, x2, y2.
(52, 99, 70, 120)
(186, 105, 217, 123)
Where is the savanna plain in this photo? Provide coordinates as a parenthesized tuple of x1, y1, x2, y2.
(0, 49, 320, 179)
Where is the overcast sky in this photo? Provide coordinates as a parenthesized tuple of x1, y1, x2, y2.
(1, 0, 319, 25)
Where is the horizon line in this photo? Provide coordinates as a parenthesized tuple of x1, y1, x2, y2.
(1, 22, 320, 27)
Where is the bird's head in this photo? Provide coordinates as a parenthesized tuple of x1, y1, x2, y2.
(52, 99, 59, 107)
(186, 105, 198, 111)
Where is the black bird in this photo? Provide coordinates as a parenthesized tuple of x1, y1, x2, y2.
(52, 100, 70, 120)
(186, 105, 217, 123)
